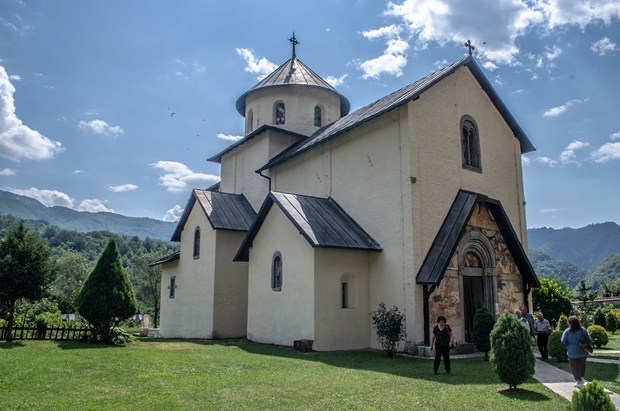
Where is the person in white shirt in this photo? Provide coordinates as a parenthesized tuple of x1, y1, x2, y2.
(534, 312, 552, 360)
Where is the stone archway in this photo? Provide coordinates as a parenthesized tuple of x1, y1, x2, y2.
(458, 230, 497, 342)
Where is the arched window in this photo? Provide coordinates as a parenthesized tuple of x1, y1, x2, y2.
(274, 102, 285, 125)
(193, 227, 200, 259)
(246, 109, 254, 133)
(461, 115, 481, 171)
(314, 105, 322, 127)
(271, 252, 282, 291)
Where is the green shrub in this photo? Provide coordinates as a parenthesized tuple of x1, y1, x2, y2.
(605, 311, 617, 334)
(473, 306, 495, 361)
(490, 312, 535, 390)
(587, 325, 609, 349)
(371, 303, 405, 358)
(548, 330, 568, 362)
(571, 380, 614, 411)
(557, 314, 569, 332)
(594, 309, 607, 328)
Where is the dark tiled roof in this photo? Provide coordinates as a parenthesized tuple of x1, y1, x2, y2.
(415, 190, 539, 287)
(150, 251, 179, 266)
(171, 190, 256, 241)
(235, 57, 350, 117)
(234, 191, 381, 261)
(207, 125, 306, 164)
(258, 56, 535, 173)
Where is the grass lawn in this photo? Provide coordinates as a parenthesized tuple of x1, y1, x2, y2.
(550, 360, 619, 394)
(0, 339, 567, 411)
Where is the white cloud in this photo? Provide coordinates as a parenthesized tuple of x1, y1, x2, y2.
(216, 133, 244, 142)
(77, 199, 114, 213)
(360, 53, 408, 79)
(108, 183, 138, 193)
(610, 131, 620, 139)
(538, 0, 620, 29)
(72, 169, 83, 174)
(545, 45, 562, 60)
(536, 156, 558, 166)
(511, 89, 526, 95)
(540, 208, 562, 213)
(590, 142, 620, 163)
(591, 37, 618, 56)
(235, 48, 278, 80)
(324, 74, 348, 87)
(385, 0, 544, 65)
(0, 66, 64, 162)
(362, 25, 402, 39)
(543, 99, 584, 117)
(78, 119, 124, 136)
(163, 205, 184, 222)
(8, 74, 21, 81)
(194, 63, 206, 73)
(560, 139, 590, 164)
(151, 161, 220, 192)
(175, 58, 186, 66)
(0, 168, 15, 176)
(482, 61, 499, 71)
(493, 75, 504, 86)
(521, 155, 531, 166)
(10, 187, 74, 207)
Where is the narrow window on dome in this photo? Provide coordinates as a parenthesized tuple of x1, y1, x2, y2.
(314, 105, 322, 127)
(246, 109, 254, 133)
(275, 102, 285, 125)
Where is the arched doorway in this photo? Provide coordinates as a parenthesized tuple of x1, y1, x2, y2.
(458, 230, 497, 343)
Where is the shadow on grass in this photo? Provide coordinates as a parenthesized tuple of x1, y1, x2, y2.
(0, 341, 25, 349)
(498, 387, 550, 402)
(53, 340, 127, 350)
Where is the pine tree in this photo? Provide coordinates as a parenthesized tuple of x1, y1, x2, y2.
(77, 238, 138, 342)
(0, 221, 55, 342)
(473, 306, 495, 361)
(490, 312, 535, 390)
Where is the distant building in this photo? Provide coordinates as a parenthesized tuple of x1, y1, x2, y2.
(155, 37, 539, 351)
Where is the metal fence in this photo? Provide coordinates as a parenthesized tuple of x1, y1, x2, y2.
(0, 325, 91, 341)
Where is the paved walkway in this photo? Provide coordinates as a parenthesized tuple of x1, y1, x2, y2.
(533, 356, 620, 410)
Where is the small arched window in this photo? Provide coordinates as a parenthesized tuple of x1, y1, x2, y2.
(314, 105, 322, 127)
(461, 115, 481, 171)
(246, 109, 254, 133)
(274, 102, 285, 125)
(193, 227, 200, 259)
(271, 252, 282, 291)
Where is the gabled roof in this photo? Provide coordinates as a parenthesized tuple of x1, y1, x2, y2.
(234, 191, 382, 261)
(415, 189, 539, 287)
(207, 124, 306, 164)
(171, 190, 257, 241)
(235, 57, 350, 117)
(257, 56, 535, 173)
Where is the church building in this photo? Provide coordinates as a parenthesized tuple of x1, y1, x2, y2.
(156, 36, 539, 352)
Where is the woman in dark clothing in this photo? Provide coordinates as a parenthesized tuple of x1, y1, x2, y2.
(431, 315, 453, 374)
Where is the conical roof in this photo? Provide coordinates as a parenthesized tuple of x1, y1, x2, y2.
(235, 57, 350, 117)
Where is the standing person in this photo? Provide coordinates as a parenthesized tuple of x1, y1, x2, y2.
(535, 313, 552, 359)
(561, 316, 593, 387)
(430, 315, 453, 375)
(521, 305, 535, 337)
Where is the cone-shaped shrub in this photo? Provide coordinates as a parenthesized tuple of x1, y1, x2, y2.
(473, 306, 495, 361)
(547, 330, 567, 362)
(605, 311, 617, 334)
(572, 380, 615, 411)
(77, 239, 137, 340)
(490, 312, 535, 390)
(557, 313, 569, 331)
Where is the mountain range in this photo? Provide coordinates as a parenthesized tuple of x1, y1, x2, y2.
(0, 190, 175, 242)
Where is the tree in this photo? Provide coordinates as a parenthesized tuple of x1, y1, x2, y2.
(574, 280, 597, 326)
(532, 277, 573, 323)
(490, 312, 535, 390)
(0, 222, 55, 342)
(370, 303, 405, 357)
(593, 308, 607, 328)
(600, 279, 620, 297)
(77, 238, 138, 342)
(605, 311, 618, 334)
(49, 251, 91, 313)
(472, 306, 495, 361)
(130, 253, 162, 328)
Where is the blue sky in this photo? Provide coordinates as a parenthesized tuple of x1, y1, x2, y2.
(0, 0, 619, 229)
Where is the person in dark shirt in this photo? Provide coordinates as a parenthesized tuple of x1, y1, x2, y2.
(430, 315, 453, 375)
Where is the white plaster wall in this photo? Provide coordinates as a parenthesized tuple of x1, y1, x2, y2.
(245, 86, 341, 136)
(247, 207, 315, 346)
(271, 108, 414, 350)
(313, 248, 371, 351)
(219, 129, 302, 211)
(408, 66, 529, 342)
(212, 230, 249, 338)
(159, 205, 215, 339)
